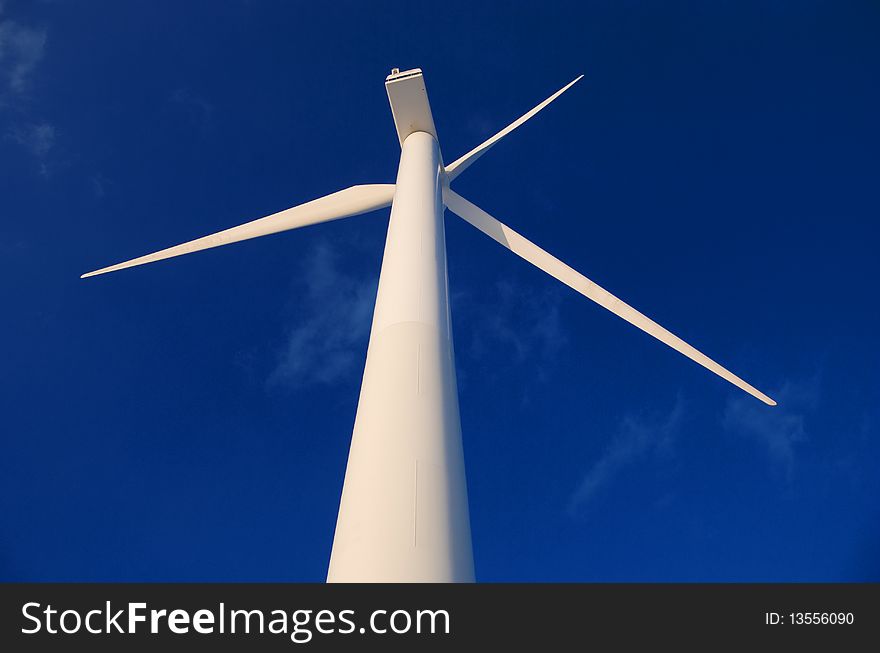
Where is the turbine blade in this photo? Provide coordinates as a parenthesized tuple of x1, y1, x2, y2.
(444, 75, 583, 182)
(444, 189, 776, 406)
(81, 184, 395, 278)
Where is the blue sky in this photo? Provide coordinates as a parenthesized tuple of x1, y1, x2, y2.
(1, 1, 878, 581)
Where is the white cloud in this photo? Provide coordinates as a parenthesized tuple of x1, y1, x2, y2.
(723, 375, 819, 479)
(168, 88, 215, 133)
(456, 279, 567, 375)
(1, 7, 53, 169)
(91, 172, 109, 198)
(0, 9, 47, 96)
(268, 241, 377, 389)
(568, 395, 685, 514)
(7, 120, 53, 156)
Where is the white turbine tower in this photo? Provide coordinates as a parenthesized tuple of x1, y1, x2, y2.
(82, 68, 775, 583)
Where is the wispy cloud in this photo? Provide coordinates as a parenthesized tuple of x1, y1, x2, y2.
(455, 279, 568, 381)
(7, 120, 53, 155)
(268, 241, 377, 389)
(270, 248, 567, 394)
(1, 6, 53, 171)
(723, 375, 819, 479)
(168, 88, 215, 134)
(568, 395, 685, 515)
(91, 172, 109, 198)
(0, 8, 47, 97)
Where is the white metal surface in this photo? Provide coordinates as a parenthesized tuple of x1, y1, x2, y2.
(385, 68, 439, 147)
(444, 189, 776, 406)
(327, 132, 474, 582)
(81, 184, 395, 278)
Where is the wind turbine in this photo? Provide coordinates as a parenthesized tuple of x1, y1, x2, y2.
(82, 68, 775, 583)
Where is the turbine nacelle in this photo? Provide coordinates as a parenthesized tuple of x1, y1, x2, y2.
(385, 68, 439, 147)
